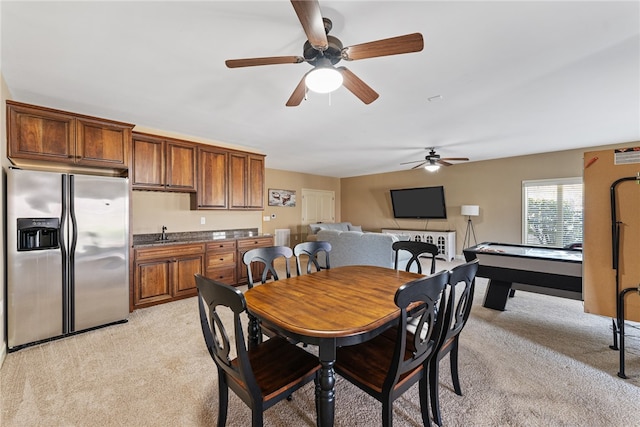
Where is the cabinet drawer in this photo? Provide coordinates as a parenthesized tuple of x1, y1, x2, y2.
(237, 237, 273, 249)
(205, 267, 236, 285)
(206, 240, 237, 252)
(135, 243, 205, 261)
(206, 251, 235, 269)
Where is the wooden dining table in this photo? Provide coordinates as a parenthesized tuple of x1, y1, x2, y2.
(244, 265, 423, 427)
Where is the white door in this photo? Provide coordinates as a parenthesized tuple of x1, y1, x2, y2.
(301, 189, 335, 224)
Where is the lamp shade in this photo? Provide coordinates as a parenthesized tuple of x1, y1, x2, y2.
(461, 205, 479, 216)
(305, 67, 343, 93)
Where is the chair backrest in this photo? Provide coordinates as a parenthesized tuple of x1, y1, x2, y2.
(242, 246, 292, 288)
(392, 240, 439, 274)
(440, 259, 479, 347)
(384, 269, 451, 393)
(293, 241, 332, 275)
(195, 274, 261, 401)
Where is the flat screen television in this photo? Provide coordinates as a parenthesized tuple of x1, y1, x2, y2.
(390, 186, 447, 219)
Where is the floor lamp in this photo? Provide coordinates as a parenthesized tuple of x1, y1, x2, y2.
(461, 205, 479, 249)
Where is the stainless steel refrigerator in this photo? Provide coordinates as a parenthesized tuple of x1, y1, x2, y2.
(7, 167, 130, 351)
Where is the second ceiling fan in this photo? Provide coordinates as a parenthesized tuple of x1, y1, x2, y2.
(401, 148, 470, 170)
(225, 0, 424, 106)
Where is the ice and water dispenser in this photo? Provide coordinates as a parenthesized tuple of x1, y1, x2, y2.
(17, 218, 60, 251)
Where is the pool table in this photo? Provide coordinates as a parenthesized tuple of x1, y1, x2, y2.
(463, 242, 583, 311)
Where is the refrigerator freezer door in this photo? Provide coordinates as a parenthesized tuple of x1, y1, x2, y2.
(71, 174, 129, 331)
(7, 168, 64, 348)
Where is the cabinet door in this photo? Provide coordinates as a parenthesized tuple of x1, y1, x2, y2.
(166, 141, 197, 192)
(132, 134, 165, 189)
(196, 147, 228, 208)
(229, 153, 248, 209)
(229, 152, 265, 210)
(173, 254, 203, 297)
(134, 259, 172, 307)
(246, 155, 265, 209)
(76, 118, 130, 168)
(7, 102, 75, 163)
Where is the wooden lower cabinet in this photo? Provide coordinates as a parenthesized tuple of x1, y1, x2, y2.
(133, 243, 205, 309)
(205, 240, 237, 285)
(236, 236, 274, 285)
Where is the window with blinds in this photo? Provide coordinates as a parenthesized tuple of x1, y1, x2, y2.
(522, 177, 583, 247)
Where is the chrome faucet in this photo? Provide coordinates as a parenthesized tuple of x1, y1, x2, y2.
(161, 226, 168, 240)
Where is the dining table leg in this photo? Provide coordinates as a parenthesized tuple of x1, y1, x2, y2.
(247, 314, 261, 350)
(316, 340, 336, 427)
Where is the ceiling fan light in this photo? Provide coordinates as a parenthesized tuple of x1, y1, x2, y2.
(305, 67, 343, 93)
(424, 164, 440, 172)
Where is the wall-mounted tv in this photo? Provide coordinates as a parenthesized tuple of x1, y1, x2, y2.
(390, 186, 447, 219)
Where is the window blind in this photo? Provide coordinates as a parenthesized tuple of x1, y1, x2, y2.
(522, 177, 583, 247)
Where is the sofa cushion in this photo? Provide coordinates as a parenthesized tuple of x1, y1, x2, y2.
(308, 222, 353, 235)
(316, 229, 412, 270)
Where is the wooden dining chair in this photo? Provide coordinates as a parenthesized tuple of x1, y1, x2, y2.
(392, 240, 439, 275)
(195, 274, 320, 427)
(242, 246, 292, 288)
(334, 269, 452, 427)
(429, 259, 479, 426)
(243, 246, 293, 344)
(293, 241, 331, 275)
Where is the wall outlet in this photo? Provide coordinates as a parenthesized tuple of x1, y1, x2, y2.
(263, 216, 270, 221)
(200, 217, 206, 225)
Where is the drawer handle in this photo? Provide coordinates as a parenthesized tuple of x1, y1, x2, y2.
(219, 258, 224, 261)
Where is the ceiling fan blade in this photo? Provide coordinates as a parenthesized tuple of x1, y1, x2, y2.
(225, 56, 304, 68)
(437, 160, 453, 166)
(411, 162, 428, 170)
(440, 157, 469, 161)
(342, 33, 424, 61)
(291, 0, 328, 51)
(400, 160, 427, 165)
(338, 67, 379, 104)
(286, 74, 308, 107)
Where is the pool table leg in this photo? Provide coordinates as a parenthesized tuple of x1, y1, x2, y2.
(483, 280, 513, 310)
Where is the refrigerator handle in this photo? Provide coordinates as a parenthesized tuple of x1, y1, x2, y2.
(69, 175, 78, 330)
(61, 174, 70, 334)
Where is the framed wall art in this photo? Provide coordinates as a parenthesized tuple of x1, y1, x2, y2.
(268, 189, 296, 207)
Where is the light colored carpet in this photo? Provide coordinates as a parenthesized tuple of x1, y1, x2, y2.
(1, 260, 639, 426)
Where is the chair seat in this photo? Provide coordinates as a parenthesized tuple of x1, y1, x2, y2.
(336, 333, 423, 395)
(231, 336, 320, 401)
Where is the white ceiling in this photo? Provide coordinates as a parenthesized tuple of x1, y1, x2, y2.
(2, 1, 639, 178)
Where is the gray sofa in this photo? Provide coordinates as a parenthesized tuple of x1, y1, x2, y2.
(307, 222, 362, 241)
(315, 229, 412, 271)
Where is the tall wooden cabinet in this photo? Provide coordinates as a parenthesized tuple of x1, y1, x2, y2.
(192, 146, 228, 209)
(229, 152, 265, 210)
(7, 100, 133, 169)
(132, 132, 197, 192)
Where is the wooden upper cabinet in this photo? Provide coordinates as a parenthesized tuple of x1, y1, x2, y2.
(193, 146, 228, 209)
(247, 155, 265, 209)
(8, 103, 75, 162)
(76, 118, 130, 168)
(7, 100, 133, 169)
(132, 133, 165, 190)
(166, 141, 197, 192)
(229, 152, 265, 210)
(131, 132, 196, 192)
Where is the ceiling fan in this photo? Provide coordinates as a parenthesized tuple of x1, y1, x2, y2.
(401, 148, 470, 171)
(225, 0, 424, 106)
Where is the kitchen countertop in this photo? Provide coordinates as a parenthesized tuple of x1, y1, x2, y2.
(133, 228, 271, 248)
